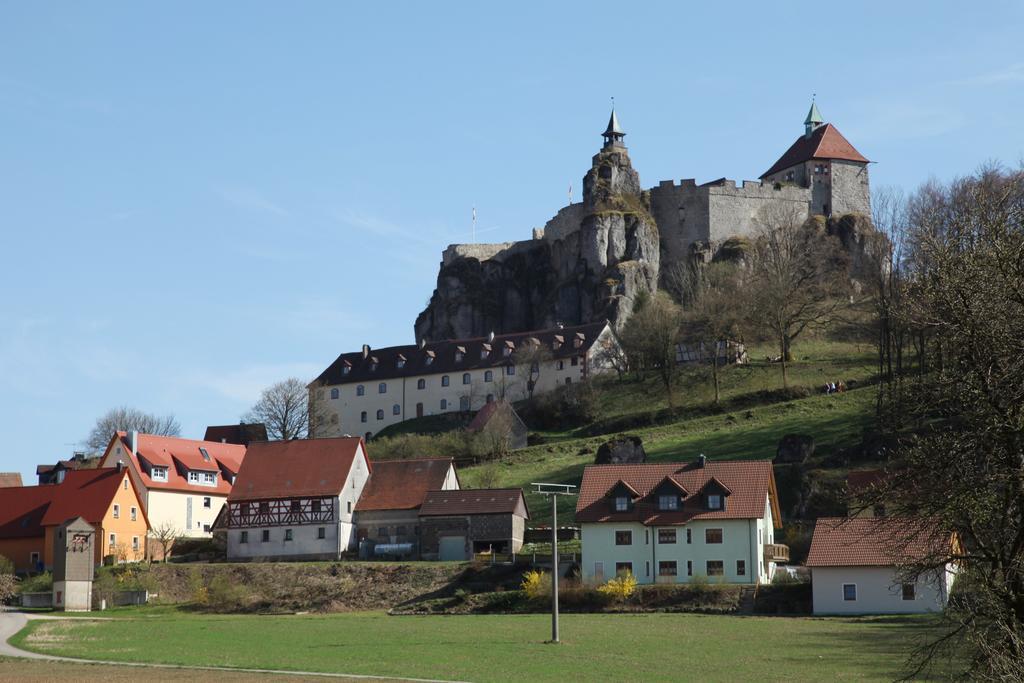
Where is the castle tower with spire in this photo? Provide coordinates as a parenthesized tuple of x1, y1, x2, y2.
(583, 106, 642, 207)
(761, 100, 870, 217)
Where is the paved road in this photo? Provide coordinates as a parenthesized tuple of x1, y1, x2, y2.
(0, 609, 465, 682)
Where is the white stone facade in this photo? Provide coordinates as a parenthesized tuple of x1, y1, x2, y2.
(311, 325, 620, 439)
(811, 565, 956, 615)
(580, 495, 778, 585)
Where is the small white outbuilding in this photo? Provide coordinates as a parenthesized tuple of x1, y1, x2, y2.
(806, 517, 959, 616)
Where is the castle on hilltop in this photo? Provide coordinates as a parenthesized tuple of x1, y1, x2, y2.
(416, 102, 872, 342)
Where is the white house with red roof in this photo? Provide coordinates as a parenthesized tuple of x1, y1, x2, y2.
(224, 437, 370, 561)
(806, 517, 960, 615)
(575, 456, 786, 585)
(99, 431, 247, 544)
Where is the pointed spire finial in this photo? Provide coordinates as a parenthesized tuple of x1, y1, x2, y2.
(602, 98, 625, 148)
(804, 96, 824, 137)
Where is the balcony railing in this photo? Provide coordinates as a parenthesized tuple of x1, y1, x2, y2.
(764, 543, 790, 563)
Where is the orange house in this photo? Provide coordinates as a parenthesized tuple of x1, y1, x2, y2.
(0, 467, 149, 572)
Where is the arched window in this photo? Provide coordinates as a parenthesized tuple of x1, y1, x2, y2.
(484, 370, 493, 382)
(440, 399, 448, 410)
(441, 375, 450, 387)
(360, 411, 367, 423)
(486, 394, 494, 403)
(330, 388, 339, 399)
(378, 382, 387, 394)
(393, 404, 401, 415)
(356, 385, 365, 396)
(460, 396, 470, 411)
(417, 378, 426, 390)
(462, 373, 471, 385)
(376, 409, 384, 420)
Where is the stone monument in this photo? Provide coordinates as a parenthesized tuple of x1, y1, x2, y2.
(52, 516, 95, 611)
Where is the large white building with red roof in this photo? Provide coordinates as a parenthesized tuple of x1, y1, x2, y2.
(99, 431, 247, 544)
(576, 456, 786, 585)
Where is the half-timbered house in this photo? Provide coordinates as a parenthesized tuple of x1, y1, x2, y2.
(224, 437, 371, 561)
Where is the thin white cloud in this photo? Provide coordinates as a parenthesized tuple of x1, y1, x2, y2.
(948, 63, 1024, 87)
(182, 362, 323, 404)
(216, 185, 289, 217)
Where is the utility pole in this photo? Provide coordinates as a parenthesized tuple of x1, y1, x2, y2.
(532, 482, 577, 644)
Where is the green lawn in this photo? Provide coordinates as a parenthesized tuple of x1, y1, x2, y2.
(13, 610, 950, 681)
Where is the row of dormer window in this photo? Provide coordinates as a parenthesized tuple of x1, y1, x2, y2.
(613, 491, 724, 513)
(338, 336, 587, 375)
(329, 358, 583, 400)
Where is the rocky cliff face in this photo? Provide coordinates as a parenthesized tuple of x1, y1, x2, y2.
(415, 146, 659, 341)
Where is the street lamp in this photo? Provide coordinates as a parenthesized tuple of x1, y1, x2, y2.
(531, 482, 578, 644)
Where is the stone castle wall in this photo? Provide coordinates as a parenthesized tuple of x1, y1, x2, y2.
(828, 160, 871, 217)
(649, 178, 811, 265)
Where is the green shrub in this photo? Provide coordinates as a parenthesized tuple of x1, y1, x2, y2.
(187, 568, 207, 605)
(207, 573, 248, 610)
(19, 572, 52, 593)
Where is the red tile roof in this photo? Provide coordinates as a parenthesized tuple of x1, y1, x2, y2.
(40, 468, 145, 528)
(355, 458, 456, 511)
(419, 488, 529, 518)
(228, 437, 369, 502)
(203, 423, 268, 446)
(0, 473, 23, 487)
(0, 468, 148, 538)
(846, 469, 888, 494)
(575, 459, 781, 525)
(760, 123, 869, 179)
(0, 486, 53, 538)
(466, 401, 525, 433)
(106, 432, 247, 496)
(805, 517, 953, 567)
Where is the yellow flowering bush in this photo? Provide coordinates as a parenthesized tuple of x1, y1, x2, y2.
(521, 570, 549, 599)
(597, 571, 637, 602)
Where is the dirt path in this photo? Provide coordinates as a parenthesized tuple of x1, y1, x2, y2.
(0, 609, 464, 682)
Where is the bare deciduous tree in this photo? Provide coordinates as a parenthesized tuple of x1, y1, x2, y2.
(512, 338, 553, 402)
(871, 165, 1024, 680)
(746, 204, 850, 387)
(680, 262, 743, 404)
(86, 407, 181, 452)
(150, 521, 180, 562)
(245, 378, 314, 440)
(619, 291, 685, 408)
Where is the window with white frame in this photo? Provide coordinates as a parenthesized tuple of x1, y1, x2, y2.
(188, 471, 218, 487)
(151, 466, 168, 482)
(113, 504, 120, 519)
(615, 496, 629, 512)
(130, 506, 137, 521)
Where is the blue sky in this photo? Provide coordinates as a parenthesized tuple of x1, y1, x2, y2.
(2, 2, 1023, 481)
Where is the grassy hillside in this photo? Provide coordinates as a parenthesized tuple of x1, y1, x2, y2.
(371, 339, 881, 527)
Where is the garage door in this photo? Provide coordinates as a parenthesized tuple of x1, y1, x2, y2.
(439, 536, 467, 561)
